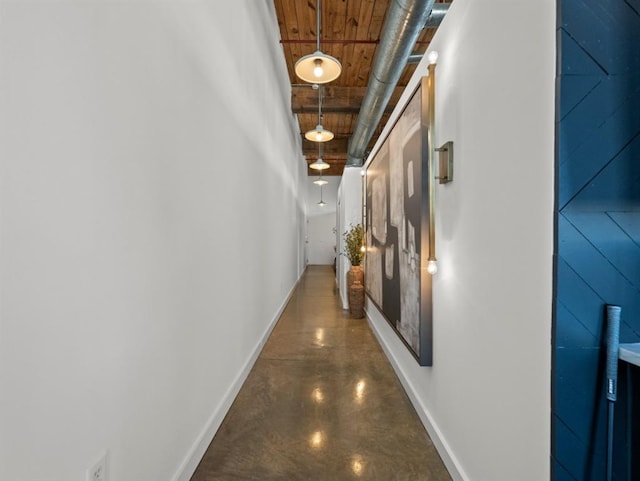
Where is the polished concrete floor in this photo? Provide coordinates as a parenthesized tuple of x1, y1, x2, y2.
(191, 265, 451, 481)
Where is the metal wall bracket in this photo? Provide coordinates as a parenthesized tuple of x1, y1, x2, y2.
(435, 141, 453, 184)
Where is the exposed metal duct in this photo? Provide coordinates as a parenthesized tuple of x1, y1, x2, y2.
(425, 3, 450, 28)
(408, 4, 451, 64)
(346, 0, 447, 167)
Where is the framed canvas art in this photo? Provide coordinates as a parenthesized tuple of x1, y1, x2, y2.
(365, 76, 433, 366)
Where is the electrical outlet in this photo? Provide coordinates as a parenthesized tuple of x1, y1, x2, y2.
(86, 451, 108, 481)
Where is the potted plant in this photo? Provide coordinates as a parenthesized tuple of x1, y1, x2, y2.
(343, 223, 364, 268)
(343, 224, 365, 318)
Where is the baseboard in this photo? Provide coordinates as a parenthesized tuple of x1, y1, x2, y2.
(365, 307, 470, 481)
(171, 273, 303, 481)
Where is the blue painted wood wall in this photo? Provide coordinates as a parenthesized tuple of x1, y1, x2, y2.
(555, 0, 640, 479)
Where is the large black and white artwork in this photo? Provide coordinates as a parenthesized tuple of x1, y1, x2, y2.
(365, 77, 433, 366)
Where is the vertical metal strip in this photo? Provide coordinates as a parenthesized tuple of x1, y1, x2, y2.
(427, 64, 436, 263)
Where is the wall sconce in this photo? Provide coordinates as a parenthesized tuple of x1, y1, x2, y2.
(435, 141, 453, 184)
(425, 57, 451, 275)
(426, 62, 438, 275)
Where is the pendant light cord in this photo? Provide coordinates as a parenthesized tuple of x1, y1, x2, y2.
(316, 0, 321, 52)
(318, 85, 323, 125)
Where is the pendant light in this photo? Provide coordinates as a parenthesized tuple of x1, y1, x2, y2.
(309, 141, 330, 171)
(310, 158, 330, 170)
(295, 0, 342, 84)
(313, 174, 328, 186)
(318, 186, 327, 207)
(305, 85, 334, 142)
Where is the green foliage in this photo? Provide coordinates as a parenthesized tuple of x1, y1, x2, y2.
(343, 224, 364, 266)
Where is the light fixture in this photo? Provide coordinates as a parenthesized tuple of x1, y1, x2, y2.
(310, 141, 330, 170)
(310, 157, 330, 170)
(318, 186, 327, 206)
(305, 86, 334, 142)
(315, 141, 328, 205)
(435, 141, 454, 184)
(305, 123, 334, 142)
(427, 61, 438, 276)
(427, 50, 439, 65)
(427, 259, 438, 275)
(294, 0, 342, 84)
(313, 174, 328, 186)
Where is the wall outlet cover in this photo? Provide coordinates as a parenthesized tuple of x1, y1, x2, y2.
(86, 451, 108, 481)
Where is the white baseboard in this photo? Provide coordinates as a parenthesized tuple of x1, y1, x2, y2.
(171, 274, 303, 481)
(365, 307, 470, 481)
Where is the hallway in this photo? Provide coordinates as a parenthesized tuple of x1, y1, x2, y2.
(191, 266, 451, 481)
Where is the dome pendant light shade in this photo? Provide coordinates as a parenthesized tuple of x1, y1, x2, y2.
(313, 176, 328, 186)
(306, 85, 333, 143)
(310, 122, 330, 172)
(295, 0, 341, 84)
(295, 51, 342, 84)
(305, 124, 334, 142)
(310, 158, 330, 170)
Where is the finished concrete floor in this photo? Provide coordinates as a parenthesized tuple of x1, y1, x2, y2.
(191, 265, 451, 481)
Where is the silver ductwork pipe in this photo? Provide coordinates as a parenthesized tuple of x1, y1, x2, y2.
(425, 3, 450, 28)
(345, 0, 443, 167)
(408, 4, 451, 64)
(406, 53, 424, 64)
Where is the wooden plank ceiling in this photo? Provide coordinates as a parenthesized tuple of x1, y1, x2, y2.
(273, 0, 443, 176)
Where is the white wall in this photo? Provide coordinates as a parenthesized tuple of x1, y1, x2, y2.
(337, 168, 364, 309)
(365, 1, 555, 480)
(0, 2, 305, 481)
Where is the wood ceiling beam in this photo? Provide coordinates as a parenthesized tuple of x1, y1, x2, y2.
(292, 85, 404, 114)
(281, 39, 380, 44)
(280, 39, 433, 45)
(302, 136, 381, 163)
(302, 138, 349, 155)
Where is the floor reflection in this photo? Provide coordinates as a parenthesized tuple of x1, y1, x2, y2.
(351, 454, 365, 476)
(355, 379, 366, 404)
(310, 430, 324, 450)
(312, 386, 324, 404)
(314, 327, 325, 346)
(190, 266, 451, 481)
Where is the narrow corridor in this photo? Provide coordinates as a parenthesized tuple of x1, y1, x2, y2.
(191, 265, 451, 481)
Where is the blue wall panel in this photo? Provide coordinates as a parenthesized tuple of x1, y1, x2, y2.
(608, 212, 640, 243)
(555, 0, 640, 479)
(554, 459, 580, 481)
(556, 258, 606, 339)
(558, 83, 640, 208)
(562, 0, 640, 75)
